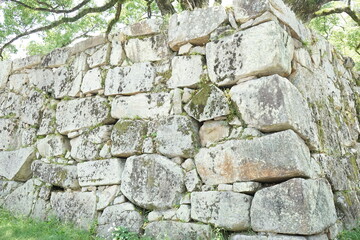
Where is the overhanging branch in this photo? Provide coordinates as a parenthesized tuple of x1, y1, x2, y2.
(0, 0, 124, 59)
(8, 0, 91, 14)
(315, 6, 360, 25)
(106, 1, 122, 35)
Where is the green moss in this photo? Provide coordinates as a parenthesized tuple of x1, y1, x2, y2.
(349, 155, 359, 180)
(157, 69, 172, 80)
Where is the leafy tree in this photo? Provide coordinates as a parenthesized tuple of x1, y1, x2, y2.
(0, 0, 359, 63)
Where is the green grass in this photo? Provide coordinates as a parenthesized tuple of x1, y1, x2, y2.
(0, 207, 104, 240)
(339, 225, 360, 240)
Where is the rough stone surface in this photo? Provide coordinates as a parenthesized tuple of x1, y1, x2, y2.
(123, 18, 163, 37)
(145, 221, 212, 240)
(251, 178, 337, 235)
(168, 56, 204, 88)
(230, 74, 318, 148)
(191, 191, 252, 231)
(185, 169, 202, 192)
(81, 68, 103, 94)
(125, 35, 170, 62)
(233, 182, 262, 194)
(0, 92, 22, 118)
(87, 44, 110, 68)
(195, 130, 312, 185)
(184, 85, 230, 121)
(110, 34, 125, 66)
(37, 135, 70, 158)
(199, 120, 230, 147)
(98, 202, 144, 238)
(31, 160, 79, 189)
(121, 154, 185, 210)
(70, 125, 112, 161)
(153, 116, 200, 158)
(168, 6, 228, 51)
(111, 119, 148, 157)
(111, 92, 172, 119)
(42, 47, 70, 68)
(96, 185, 120, 210)
(56, 97, 112, 134)
(0, 147, 35, 181)
(20, 90, 46, 125)
(105, 62, 155, 96)
(12, 55, 42, 71)
(50, 191, 97, 229)
(28, 69, 54, 94)
(77, 158, 125, 186)
(0, 60, 12, 89)
(207, 21, 294, 86)
(0, 119, 18, 150)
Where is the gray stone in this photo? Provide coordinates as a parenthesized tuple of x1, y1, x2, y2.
(168, 56, 204, 88)
(125, 34, 171, 62)
(72, 35, 107, 54)
(168, 6, 228, 51)
(3, 179, 51, 217)
(81, 68, 103, 94)
(153, 115, 200, 158)
(38, 108, 56, 135)
(242, 128, 263, 139)
(185, 169, 202, 192)
(0, 119, 18, 150)
(77, 158, 125, 186)
(110, 33, 125, 66)
(172, 88, 183, 115)
(148, 211, 163, 222)
(184, 85, 230, 121)
(96, 185, 120, 210)
(0, 60, 12, 89)
(191, 191, 252, 231)
(12, 55, 42, 71)
(56, 97, 112, 134)
(51, 191, 97, 229)
(218, 184, 233, 191)
(251, 178, 337, 235)
(233, 182, 262, 194)
(37, 135, 70, 158)
(206, 21, 294, 86)
(53, 66, 73, 99)
(145, 221, 212, 240)
(182, 88, 195, 103)
(42, 47, 70, 68)
(97, 202, 144, 238)
(0, 147, 35, 181)
(28, 69, 54, 94)
(87, 44, 110, 68)
(111, 92, 172, 119)
(123, 18, 163, 37)
(105, 62, 156, 96)
(176, 205, 191, 222)
(31, 160, 79, 189)
(195, 130, 312, 185)
(7, 73, 28, 94)
(230, 234, 307, 240)
(199, 120, 230, 147)
(111, 119, 148, 157)
(121, 154, 185, 210)
(70, 125, 112, 161)
(0, 91, 22, 118)
(20, 90, 46, 125)
(181, 158, 195, 171)
(178, 43, 193, 55)
(0, 180, 22, 205)
(230, 74, 318, 148)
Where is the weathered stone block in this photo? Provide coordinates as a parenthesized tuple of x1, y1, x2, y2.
(77, 158, 125, 186)
(168, 56, 204, 88)
(111, 92, 172, 119)
(121, 154, 185, 210)
(195, 130, 312, 185)
(37, 135, 70, 158)
(31, 160, 79, 189)
(0, 119, 18, 150)
(199, 120, 230, 147)
(7, 73, 28, 94)
(191, 191, 252, 231)
(20, 90, 46, 125)
(111, 119, 148, 157)
(38, 108, 56, 135)
(251, 178, 337, 235)
(28, 69, 54, 94)
(110, 34, 125, 66)
(42, 47, 70, 68)
(168, 6, 228, 51)
(51, 191, 97, 229)
(56, 97, 112, 134)
(81, 68, 103, 94)
(97, 202, 144, 238)
(145, 221, 212, 240)
(230, 74, 318, 148)
(0, 92, 22, 118)
(153, 115, 200, 158)
(206, 21, 294, 86)
(70, 125, 112, 161)
(123, 18, 163, 37)
(96, 185, 120, 211)
(233, 182, 262, 194)
(0, 147, 35, 181)
(0, 181, 22, 205)
(87, 44, 110, 68)
(125, 34, 171, 62)
(184, 85, 230, 121)
(12, 55, 42, 71)
(105, 62, 156, 96)
(0, 60, 12, 89)
(185, 169, 202, 192)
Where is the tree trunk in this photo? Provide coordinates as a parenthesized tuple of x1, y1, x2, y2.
(155, 0, 176, 15)
(283, 0, 332, 22)
(179, 0, 209, 10)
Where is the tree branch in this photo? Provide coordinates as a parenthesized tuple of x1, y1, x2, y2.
(0, 0, 123, 59)
(315, 6, 360, 25)
(106, 1, 122, 35)
(8, 0, 91, 14)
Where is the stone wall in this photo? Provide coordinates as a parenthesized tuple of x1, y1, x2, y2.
(0, 0, 359, 239)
